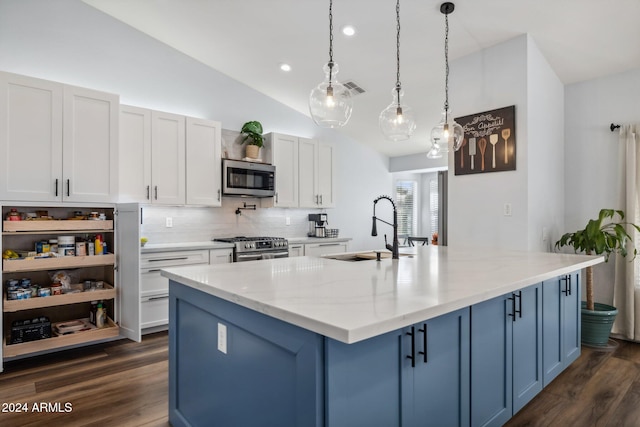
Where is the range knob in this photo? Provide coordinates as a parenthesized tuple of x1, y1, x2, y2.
(245, 243, 251, 249)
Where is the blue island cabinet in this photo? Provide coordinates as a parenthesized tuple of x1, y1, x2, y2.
(168, 280, 470, 427)
(542, 272, 581, 386)
(324, 307, 470, 427)
(470, 283, 542, 427)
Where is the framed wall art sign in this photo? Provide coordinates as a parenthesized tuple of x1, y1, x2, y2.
(454, 105, 516, 175)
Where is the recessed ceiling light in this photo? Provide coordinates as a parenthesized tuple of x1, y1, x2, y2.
(342, 25, 356, 37)
(279, 63, 292, 72)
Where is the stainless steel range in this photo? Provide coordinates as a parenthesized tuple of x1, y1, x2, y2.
(213, 236, 289, 262)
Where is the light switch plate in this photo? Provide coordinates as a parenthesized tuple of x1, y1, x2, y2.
(218, 323, 227, 354)
(503, 203, 512, 216)
(286, 216, 291, 226)
(165, 217, 173, 228)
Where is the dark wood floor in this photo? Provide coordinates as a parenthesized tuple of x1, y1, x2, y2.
(0, 332, 170, 427)
(1, 332, 640, 426)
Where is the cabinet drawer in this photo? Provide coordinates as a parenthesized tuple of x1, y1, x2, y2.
(140, 249, 209, 270)
(141, 270, 167, 296)
(209, 248, 232, 264)
(141, 294, 169, 330)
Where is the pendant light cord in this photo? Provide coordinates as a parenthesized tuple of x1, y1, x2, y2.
(328, 0, 334, 87)
(395, 0, 402, 104)
(443, 10, 450, 122)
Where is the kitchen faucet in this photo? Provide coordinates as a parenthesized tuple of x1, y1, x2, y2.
(371, 195, 399, 259)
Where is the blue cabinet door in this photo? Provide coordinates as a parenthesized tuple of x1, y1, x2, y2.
(325, 308, 470, 427)
(542, 276, 563, 386)
(563, 272, 581, 365)
(325, 329, 405, 427)
(542, 273, 581, 387)
(512, 283, 542, 414)
(169, 281, 324, 427)
(471, 294, 513, 427)
(410, 308, 470, 427)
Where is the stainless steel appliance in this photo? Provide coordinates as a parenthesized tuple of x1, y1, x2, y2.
(213, 236, 289, 262)
(308, 213, 328, 238)
(222, 159, 276, 198)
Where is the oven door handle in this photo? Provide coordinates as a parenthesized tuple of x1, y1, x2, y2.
(267, 251, 290, 259)
(236, 253, 265, 262)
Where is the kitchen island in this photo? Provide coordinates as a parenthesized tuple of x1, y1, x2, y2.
(162, 246, 602, 427)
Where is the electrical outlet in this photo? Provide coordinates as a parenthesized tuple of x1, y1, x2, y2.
(504, 203, 512, 216)
(217, 323, 227, 354)
(165, 217, 173, 228)
(285, 216, 291, 226)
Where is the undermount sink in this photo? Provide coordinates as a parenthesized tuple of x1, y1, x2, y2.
(325, 252, 413, 262)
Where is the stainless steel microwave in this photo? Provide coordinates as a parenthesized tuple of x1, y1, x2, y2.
(222, 159, 276, 198)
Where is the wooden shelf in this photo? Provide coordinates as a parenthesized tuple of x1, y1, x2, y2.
(3, 284, 116, 313)
(3, 317, 119, 358)
(3, 220, 113, 233)
(3, 254, 115, 273)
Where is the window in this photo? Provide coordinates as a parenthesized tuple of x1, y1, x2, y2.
(430, 179, 439, 235)
(395, 180, 417, 239)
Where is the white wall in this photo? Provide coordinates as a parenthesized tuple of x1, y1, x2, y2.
(565, 67, 640, 305)
(447, 36, 529, 250)
(526, 35, 565, 252)
(0, 0, 391, 251)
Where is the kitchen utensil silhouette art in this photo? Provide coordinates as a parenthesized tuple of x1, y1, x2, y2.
(478, 138, 487, 171)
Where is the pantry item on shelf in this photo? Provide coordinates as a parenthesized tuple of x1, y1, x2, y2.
(57, 235, 75, 256)
(53, 318, 94, 336)
(76, 240, 87, 256)
(6, 208, 21, 221)
(11, 316, 51, 343)
(89, 212, 99, 220)
(49, 239, 58, 253)
(35, 210, 48, 218)
(96, 302, 106, 328)
(51, 285, 62, 295)
(49, 270, 74, 289)
(2, 249, 19, 259)
(140, 237, 148, 247)
(38, 287, 51, 297)
(35, 240, 50, 254)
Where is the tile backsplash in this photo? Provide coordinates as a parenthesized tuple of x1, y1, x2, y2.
(141, 202, 312, 244)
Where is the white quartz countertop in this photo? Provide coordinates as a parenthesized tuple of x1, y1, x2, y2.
(161, 246, 603, 344)
(141, 241, 234, 253)
(287, 237, 352, 244)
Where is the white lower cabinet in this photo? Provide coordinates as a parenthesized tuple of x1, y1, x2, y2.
(139, 248, 232, 333)
(288, 244, 304, 257)
(305, 241, 349, 257)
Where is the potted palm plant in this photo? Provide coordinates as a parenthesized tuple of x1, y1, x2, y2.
(240, 120, 264, 159)
(555, 209, 640, 346)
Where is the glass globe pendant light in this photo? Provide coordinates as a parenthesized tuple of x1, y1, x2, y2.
(309, 0, 353, 128)
(429, 2, 463, 156)
(379, 0, 416, 141)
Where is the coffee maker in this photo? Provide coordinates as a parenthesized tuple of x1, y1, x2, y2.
(308, 213, 328, 238)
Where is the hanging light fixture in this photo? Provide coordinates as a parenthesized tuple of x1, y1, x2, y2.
(379, 0, 416, 141)
(309, 0, 353, 128)
(429, 2, 463, 156)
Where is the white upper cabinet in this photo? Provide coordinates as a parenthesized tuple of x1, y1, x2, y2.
(299, 139, 335, 208)
(0, 72, 63, 202)
(264, 132, 336, 209)
(119, 105, 152, 203)
(0, 71, 118, 203)
(119, 107, 221, 206)
(186, 117, 222, 206)
(151, 111, 185, 205)
(63, 85, 119, 203)
(267, 133, 299, 208)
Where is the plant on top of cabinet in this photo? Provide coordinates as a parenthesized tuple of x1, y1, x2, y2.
(555, 208, 640, 346)
(240, 120, 264, 159)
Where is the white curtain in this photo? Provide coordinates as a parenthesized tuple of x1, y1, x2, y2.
(612, 124, 640, 340)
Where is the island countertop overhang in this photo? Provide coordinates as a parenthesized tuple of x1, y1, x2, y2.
(161, 246, 603, 344)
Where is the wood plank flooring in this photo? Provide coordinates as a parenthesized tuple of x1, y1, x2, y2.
(1, 332, 639, 426)
(0, 332, 169, 427)
(507, 339, 640, 427)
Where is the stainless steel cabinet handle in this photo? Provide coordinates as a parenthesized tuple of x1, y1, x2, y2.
(315, 195, 319, 204)
(148, 295, 169, 301)
(217, 189, 221, 201)
(55, 179, 59, 197)
(320, 194, 323, 205)
(148, 257, 189, 262)
(146, 185, 150, 200)
(66, 179, 70, 197)
(318, 243, 340, 247)
(275, 192, 279, 203)
(154, 186, 158, 200)
(418, 323, 427, 363)
(147, 269, 162, 273)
